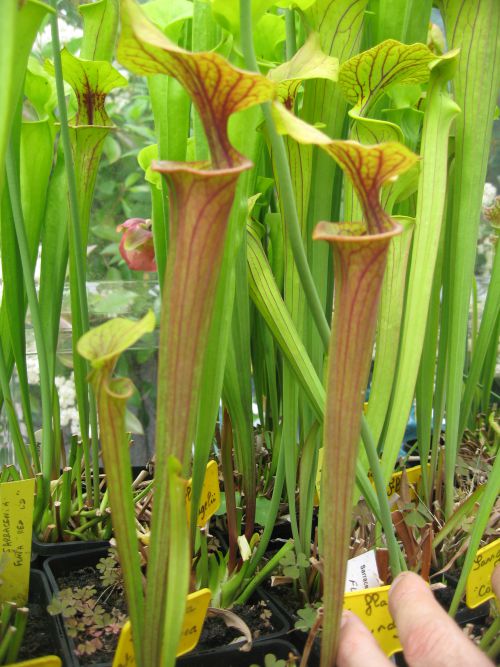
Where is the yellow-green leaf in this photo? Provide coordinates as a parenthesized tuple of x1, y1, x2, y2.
(339, 39, 437, 115)
(138, 143, 162, 190)
(272, 102, 418, 233)
(118, 0, 275, 168)
(269, 32, 338, 107)
(78, 310, 156, 367)
(45, 48, 127, 126)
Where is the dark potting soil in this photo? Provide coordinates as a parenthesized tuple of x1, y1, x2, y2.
(56, 564, 279, 664)
(56, 565, 127, 665)
(17, 602, 62, 661)
(196, 600, 276, 651)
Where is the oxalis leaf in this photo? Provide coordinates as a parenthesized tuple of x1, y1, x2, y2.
(77, 310, 156, 368)
(339, 39, 437, 116)
(45, 48, 127, 126)
(117, 0, 275, 168)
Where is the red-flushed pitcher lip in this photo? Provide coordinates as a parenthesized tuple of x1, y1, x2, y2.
(313, 220, 403, 244)
(152, 157, 253, 177)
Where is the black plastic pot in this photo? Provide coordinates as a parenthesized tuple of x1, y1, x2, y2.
(32, 535, 110, 567)
(32, 466, 151, 566)
(177, 639, 300, 666)
(44, 547, 291, 667)
(15, 569, 73, 665)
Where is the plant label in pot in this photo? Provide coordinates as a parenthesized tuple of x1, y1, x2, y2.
(344, 585, 402, 657)
(0, 478, 35, 605)
(466, 537, 500, 608)
(113, 589, 211, 666)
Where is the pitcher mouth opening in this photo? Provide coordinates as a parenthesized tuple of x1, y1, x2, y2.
(313, 220, 403, 244)
(152, 155, 253, 178)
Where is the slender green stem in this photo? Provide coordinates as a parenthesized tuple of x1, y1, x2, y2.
(360, 419, 404, 576)
(449, 447, 500, 616)
(479, 615, 500, 650)
(285, 9, 297, 60)
(487, 634, 500, 661)
(241, 431, 287, 583)
(6, 147, 53, 519)
(48, 3, 100, 505)
(5, 607, 27, 664)
(240, 0, 330, 351)
(236, 540, 295, 605)
(459, 245, 500, 438)
(0, 344, 31, 477)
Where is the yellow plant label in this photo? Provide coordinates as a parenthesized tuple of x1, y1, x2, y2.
(185, 460, 220, 527)
(344, 585, 402, 657)
(113, 588, 211, 666)
(177, 588, 212, 655)
(14, 658, 61, 667)
(369, 465, 426, 499)
(314, 448, 324, 505)
(466, 538, 500, 608)
(0, 478, 35, 604)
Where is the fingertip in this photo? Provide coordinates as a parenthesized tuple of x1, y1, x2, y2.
(389, 571, 493, 667)
(337, 610, 389, 667)
(491, 564, 500, 600)
(389, 571, 432, 611)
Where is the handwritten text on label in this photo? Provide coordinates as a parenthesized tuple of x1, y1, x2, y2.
(344, 585, 402, 657)
(466, 538, 500, 608)
(185, 460, 220, 527)
(113, 588, 211, 666)
(0, 478, 35, 605)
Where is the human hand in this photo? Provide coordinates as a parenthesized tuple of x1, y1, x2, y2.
(337, 569, 499, 667)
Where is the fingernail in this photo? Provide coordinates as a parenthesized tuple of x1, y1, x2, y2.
(340, 610, 351, 628)
(389, 571, 411, 599)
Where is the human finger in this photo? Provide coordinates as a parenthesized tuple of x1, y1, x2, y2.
(389, 571, 492, 667)
(491, 564, 500, 601)
(336, 610, 390, 667)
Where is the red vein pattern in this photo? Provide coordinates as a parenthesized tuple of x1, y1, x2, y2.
(323, 142, 418, 233)
(118, 0, 275, 168)
(339, 39, 436, 114)
(313, 221, 402, 667)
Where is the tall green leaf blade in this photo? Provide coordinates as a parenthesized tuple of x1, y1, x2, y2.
(366, 216, 414, 445)
(440, 0, 500, 515)
(80, 0, 119, 62)
(247, 224, 325, 421)
(459, 244, 500, 438)
(0, 0, 52, 193)
(364, 0, 433, 46)
(380, 53, 460, 483)
(302, 0, 369, 388)
(39, 148, 69, 379)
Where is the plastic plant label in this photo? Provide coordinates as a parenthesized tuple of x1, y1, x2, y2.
(369, 464, 426, 499)
(14, 658, 62, 667)
(466, 537, 500, 608)
(185, 460, 221, 527)
(177, 588, 212, 655)
(345, 549, 380, 592)
(314, 447, 324, 505)
(113, 588, 211, 666)
(344, 585, 402, 657)
(0, 478, 35, 604)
